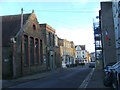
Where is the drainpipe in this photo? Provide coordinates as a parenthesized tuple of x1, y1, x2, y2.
(12, 8, 24, 78)
(11, 38, 16, 78)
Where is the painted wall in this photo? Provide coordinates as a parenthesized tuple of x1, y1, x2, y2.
(101, 2, 117, 67)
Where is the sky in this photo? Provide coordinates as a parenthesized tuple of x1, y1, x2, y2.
(0, 0, 110, 53)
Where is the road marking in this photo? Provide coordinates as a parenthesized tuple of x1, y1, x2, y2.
(78, 68, 95, 88)
(112, 83, 116, 88)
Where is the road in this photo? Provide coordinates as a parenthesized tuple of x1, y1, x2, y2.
(9, 65, 92, 88)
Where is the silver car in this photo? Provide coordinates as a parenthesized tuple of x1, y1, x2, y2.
(89, 62, 95, 68)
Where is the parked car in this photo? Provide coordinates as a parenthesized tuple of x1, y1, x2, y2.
(103, 62, 116, 87)
(66, 62, 72, 67)
(103, 68, 113, 87)
(104, 62, 116, 75)
(89, 62, 95, 68)
(103, 61, 120, 89)
(111, 61, 120, 89)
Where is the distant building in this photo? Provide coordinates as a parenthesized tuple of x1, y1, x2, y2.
(2, 11, 45, 79)
(75, 45, 81, 63)
(54, 35, 61, 68)
(86, 51, 91, 63)
(59, 38, 75, 68)
(75, 45, 87, 63)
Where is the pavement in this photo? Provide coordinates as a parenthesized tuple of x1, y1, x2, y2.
(1, 66, 114, 89)
(1, 68, 70, 89)
(86, 68, 113, 89)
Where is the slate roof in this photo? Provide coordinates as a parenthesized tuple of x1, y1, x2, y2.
(2, 13, 31, 46)
(75, 45, 86, 50)
(80, 45, 85, 50)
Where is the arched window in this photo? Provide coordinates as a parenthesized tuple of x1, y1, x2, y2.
(33, 23, 36, 30)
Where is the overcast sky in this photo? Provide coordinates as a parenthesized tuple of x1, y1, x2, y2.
(0, 0, 111, 53)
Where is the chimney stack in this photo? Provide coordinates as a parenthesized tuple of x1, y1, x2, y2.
(32, 9, 34, 13)
(21, 8, 23, 28)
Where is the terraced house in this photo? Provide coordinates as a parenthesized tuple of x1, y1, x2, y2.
(75, 45, 87, 64)
(2, 10, 45, 79)
(58, 38, 75, 68)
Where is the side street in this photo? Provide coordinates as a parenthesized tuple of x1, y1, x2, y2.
(1, 0, 120, 89)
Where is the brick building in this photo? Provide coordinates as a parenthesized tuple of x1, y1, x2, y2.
(40, 23, 57, 70)
(2, 11, 45, 79)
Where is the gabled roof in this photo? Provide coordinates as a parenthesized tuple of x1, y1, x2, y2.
(75, 45, 81, 51)
(80, 45, 85, 50)
(2, 13, 31, 46)
(75, 45, 85, 50)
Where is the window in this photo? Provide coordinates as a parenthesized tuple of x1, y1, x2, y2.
(33, 23, 36, 30)
(83, 55, 84, 58)
(40, 40, 43, 64)
(24, 35, 28, 65)
(53, 34, 55, 47)
(118, 1, 120, 17)
(30, 37, 34, 65)
(49, 32, 51, 46)
(35, 39, 39, 64)
(46, 31, 49, 45)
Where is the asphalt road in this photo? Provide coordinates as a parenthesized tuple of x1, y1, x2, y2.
(10, 65, 92, 88)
